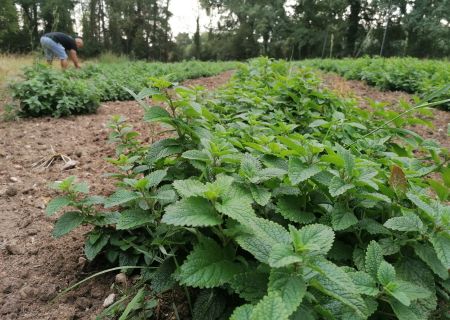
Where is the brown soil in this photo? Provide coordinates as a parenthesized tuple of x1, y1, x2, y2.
(0, 71, 233, 320)
(321, 72, 449, 150)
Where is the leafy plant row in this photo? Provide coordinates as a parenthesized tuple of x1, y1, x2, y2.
(49, 58, 450, 319)
(9, 60, 237, 117)
(302, 57, 450, 110)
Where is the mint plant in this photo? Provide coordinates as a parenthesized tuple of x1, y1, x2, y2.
(49, 58, 450, 319)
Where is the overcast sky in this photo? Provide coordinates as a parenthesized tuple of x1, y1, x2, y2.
(169, 0, 213, 36)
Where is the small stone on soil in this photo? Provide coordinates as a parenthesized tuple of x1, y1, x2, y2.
(61, 160, 78, 170)
(115, 273, 128, 286)
(9, 177, 19, 182)
(103, 293, 116, 307)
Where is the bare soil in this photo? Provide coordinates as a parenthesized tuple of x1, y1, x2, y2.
(0, 71, 233, 320)
(321, 72, 450, 150)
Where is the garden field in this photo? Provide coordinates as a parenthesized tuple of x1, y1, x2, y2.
(0, 57, 449, 320)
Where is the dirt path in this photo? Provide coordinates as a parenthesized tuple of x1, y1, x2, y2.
(320, 73, 449, 150)
(0, 71, 233, 320)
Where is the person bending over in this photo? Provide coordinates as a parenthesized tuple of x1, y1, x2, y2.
(40, 32, 84, 69)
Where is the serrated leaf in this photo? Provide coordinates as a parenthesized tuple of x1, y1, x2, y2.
(215, 186, 255, 223)
(385, 283, 411, 306)
(230, 305, 253, 320)
(192, 289, 227, 320)
(173, 179, 206, 198)
(359, 218, 391, 235)
(268, 243, 302, 268)
(116, 209, 154, 230)
(336, 145, 354, 176)
(104, 189, 140, 208)
(182, 150, 210, 162)
(406, 192, 435, 219)
(146, 169, 167, 188)
(230, 271, 268, 302)
(365, 241, 383, 279)
(268, 269, 306, 315)
(331, 205, 358, 231)
(349, 271, 379, 296)
(276, 196, 315, 224)
(73, 182, 89, 194)
(384, 214, 424, 232)
(46, 196, 71, 216)
(388, 298, 421, 320)
(250, 185, 271, 206)
(85, 233, 110, 261)
(329, 176, 355, 197)
(377, 261, 396, 286)
(162, 197, 222, 227)
(395, 280, 432, 301)
(413, 243, 449, 280)
(250, 292, 289, 320)
(288, 157, 321, 184)
(390, 166, 408, 192)
(52, 211, 84, 238)
(144, 106, 171, 122)
(310, 258, 369, 318)
(430, 232, 450, 269)
(149, 258, 176, 293)
(178, 238, 240, 288)
(290, 224, 335, 256)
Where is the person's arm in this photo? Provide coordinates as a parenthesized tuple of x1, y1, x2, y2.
(69, 50, 81, 68)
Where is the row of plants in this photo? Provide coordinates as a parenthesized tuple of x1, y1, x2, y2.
(48, 58, 450, 319)
(9, 60, 237, 117)
(302, 57, 450, 110)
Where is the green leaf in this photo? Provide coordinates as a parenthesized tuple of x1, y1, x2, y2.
(215, 186, 255, 223)
(268, 243, 302, 268)
(310, 258, 369, 318)
(430, 232, 450, 269)
(406, 192, 435, 219)
(173, 179, 206, 198)
(146, 169, 167, 188)
(336, 145, 354, 176)
(119, 288, 145, 320)
(144, 106, 171, 122)
(388, 298, 421, 320)
(268, 269, 306, 315)
(290, 224, 335, 256)
(331, 205, 358, 231)
(365, 241, 383, 279)
(52, 211, 84, 238)
(276, 196, 315, 224)
(162, 197, 222, 227)
(46, 196, 71, 216)
(192, 289, 227, 320)
(85, 233, 110, 261)
(104, 189, 140, 208)
(182, 150, 210, 162)
(116, 209, 154, 230)
(229, 271, 268, 302)
(177, 238, 240, 288)
(428, 179, 449, 201)
(250, 292, 290, 320)
(288, 157, 321, 184)
(230, 305, 253, 320)
(384, 214, 424, 232)
(329, 176, 355, 197)
(413, 243, 449, 280)
(250, 185, 271, 206)
(385, 283, 411, 306)
(73, 181, 90, 194)
(395, 280, 432, 301)
(349, 271, 379, 296)
(377, 261, 396, 286)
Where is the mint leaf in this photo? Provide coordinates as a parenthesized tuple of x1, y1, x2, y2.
(250, 292, 289, 320)
(46, 196, 71, 216)
(143, 106, 171, 122)
(268, 269, 306, 315)
(146, 169, 167, 188)
(52, 211, 84, 238)
(178, 238, 240, 288)
(104, 189, 140, 208)
(85, 233, 110, 261)
(162, 197, 222, 227)
(288, 157, 321, 184)
(230, 305, 253, 320)
(365, 241, 383, 279)
(268, 243, 302, 268)
(384, 214, 424, 232)
(349, 271, 379, 296)
(413, 243, 449, 280)
(173, 179, 206, 198)
(290, 224, 335, 256)
(331, 205, 358, 231)
(430, 232, 450, 269)
(117, 209, 154, 230)
(250, 185, 271, 206)
(329, 176, 355, 197)
(377, 261, 396, 286)
(276, 196, 315, 224)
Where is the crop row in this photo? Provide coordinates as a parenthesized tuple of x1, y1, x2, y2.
(302, 57, 450, 109)
(49, 58, 450, 319)
(9, 61, 237, 117)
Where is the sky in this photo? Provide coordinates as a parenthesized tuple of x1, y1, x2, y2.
(169, 0, 213, 36)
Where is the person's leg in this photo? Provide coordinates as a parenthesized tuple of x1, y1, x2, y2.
(60, 59, 69, 69)
(41, 37, 68, 69)
(40, 37, 54, 64)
